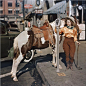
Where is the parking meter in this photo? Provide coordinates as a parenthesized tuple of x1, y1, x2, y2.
(55, 18, 61, 27)
(55, 18, 61, 72)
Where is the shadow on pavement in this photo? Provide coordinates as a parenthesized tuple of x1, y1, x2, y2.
(34, 54, 52, 63)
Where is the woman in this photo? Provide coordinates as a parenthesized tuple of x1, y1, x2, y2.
(59, 16, 80, 70)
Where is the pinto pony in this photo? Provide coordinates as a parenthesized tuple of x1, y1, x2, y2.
(11, 21, 63, 81)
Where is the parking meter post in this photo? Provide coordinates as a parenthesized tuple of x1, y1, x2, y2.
(55, 18, 60, 73)
(56, 26, 60, 72)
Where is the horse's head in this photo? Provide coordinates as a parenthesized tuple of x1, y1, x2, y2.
(60, 18, 65, 28)
(43, 20, 49, 27)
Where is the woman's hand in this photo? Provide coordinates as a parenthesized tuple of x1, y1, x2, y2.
(76, 41, 80, 45)
(79, 29, 82, 33)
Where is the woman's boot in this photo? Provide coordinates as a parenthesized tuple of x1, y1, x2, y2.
(70, 63, 73, 70)
(66, 62, 70, 69)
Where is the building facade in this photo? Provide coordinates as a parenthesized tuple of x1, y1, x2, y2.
(0, 0, 21, 19)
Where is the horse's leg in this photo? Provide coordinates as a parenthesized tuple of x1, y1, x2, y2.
(11, 59, 15, 75)
(12, 53, 23, 81)
(52, 48, 56, 66)
(54, 58, 62, 69)
(53, 43, 62, 69)
(53, 47, 62, 69)
(53, 47, 57, 67)
(11, 37, 18, 75)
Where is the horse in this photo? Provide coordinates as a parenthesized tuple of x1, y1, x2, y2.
(11, 21, 63, 81)
(49, 18, 65, 67)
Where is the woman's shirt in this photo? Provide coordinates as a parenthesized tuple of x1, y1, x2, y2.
(59, 26, 77, 42)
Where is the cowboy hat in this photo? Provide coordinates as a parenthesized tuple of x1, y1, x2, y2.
(66, 16, 75, 23)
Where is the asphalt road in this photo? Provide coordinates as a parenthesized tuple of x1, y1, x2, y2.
(1, 60, 45, 86)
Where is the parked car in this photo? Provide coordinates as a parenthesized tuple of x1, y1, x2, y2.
(0, 20, 20, 58)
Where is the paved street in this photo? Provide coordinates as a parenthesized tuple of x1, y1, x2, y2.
(1, 60, 45, 86)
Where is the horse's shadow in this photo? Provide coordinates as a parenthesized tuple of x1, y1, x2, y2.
(16, 54, 52, 78)
(16, 60, 35, 78)
(59, 52, 67, 67)
(33, 54, 52, 63)
(16, 53, 67, 79)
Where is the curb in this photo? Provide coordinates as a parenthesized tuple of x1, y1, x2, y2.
(35, 59, 50, 86)
(1, 57, 13, 62)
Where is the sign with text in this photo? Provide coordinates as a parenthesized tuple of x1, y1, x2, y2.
(35, 9, 43, 13)
(24, 4, 33, 9)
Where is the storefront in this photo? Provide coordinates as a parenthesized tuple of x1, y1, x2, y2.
(71, 0, 86, 41)
(43, 1, 67, 22)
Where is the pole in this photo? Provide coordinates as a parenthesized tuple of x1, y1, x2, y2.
(23, 0, 25, 31)
(69, 0, 71, 17)
(23, 0, 25, 19)
(4, 0, 5, 20)
(16, 0, 18, 22)
(56, 26, 60, 72)
(82, 7, 83, 23)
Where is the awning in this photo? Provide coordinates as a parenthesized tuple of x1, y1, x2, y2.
(43, 0, 66, 15)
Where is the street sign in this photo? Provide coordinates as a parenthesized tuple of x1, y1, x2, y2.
(24, 4, 33, 9)
(35, 9, 43, 13)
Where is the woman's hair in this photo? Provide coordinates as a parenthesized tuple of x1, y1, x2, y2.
(64, 18, 75, 27)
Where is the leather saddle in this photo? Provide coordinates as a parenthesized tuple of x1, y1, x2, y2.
(32, 25, 44, 38)
(32, 25, 54, 44)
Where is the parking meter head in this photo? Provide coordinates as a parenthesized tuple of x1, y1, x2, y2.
(55, 18, 61, 27)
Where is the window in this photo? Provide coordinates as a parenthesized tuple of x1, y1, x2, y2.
(0, 1, 3, 7)
(8, 2, 12, 7)
(16, 3, 19, 7)
(16, 10, 19, 14)
(8, 10, 12, 14)
(0, 10, 3, 14)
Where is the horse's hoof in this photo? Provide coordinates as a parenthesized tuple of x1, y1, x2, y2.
(52, 63, 55, 66)
(11, 75, 14, 78)
(11, 71, 13, 74)
(54, 64, 57, 68)
(59, 65, 62, 69)
(13, 77, 18, 81)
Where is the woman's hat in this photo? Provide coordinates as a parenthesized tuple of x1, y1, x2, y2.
(66, 16, 75, 23)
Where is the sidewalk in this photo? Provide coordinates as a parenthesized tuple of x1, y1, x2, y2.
(35, 41, 86, 86)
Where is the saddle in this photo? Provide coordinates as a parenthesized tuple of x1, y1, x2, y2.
(32, 26, 44, 38)
(32, 25, 54, 45)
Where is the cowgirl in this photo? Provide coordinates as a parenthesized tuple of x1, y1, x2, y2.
(59, 16, 80, 70)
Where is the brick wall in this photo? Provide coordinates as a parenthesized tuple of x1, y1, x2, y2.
(0, 0, 21, 16)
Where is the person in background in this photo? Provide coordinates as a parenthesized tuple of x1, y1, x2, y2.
(59, 16, 80, 70)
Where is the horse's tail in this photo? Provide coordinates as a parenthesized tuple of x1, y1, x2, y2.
(13, 37, 20, 58)
(13, 37, 18, 50)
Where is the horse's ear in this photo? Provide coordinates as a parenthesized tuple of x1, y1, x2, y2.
(43, 22, 46, 25)
(46, 22, 49, 27)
